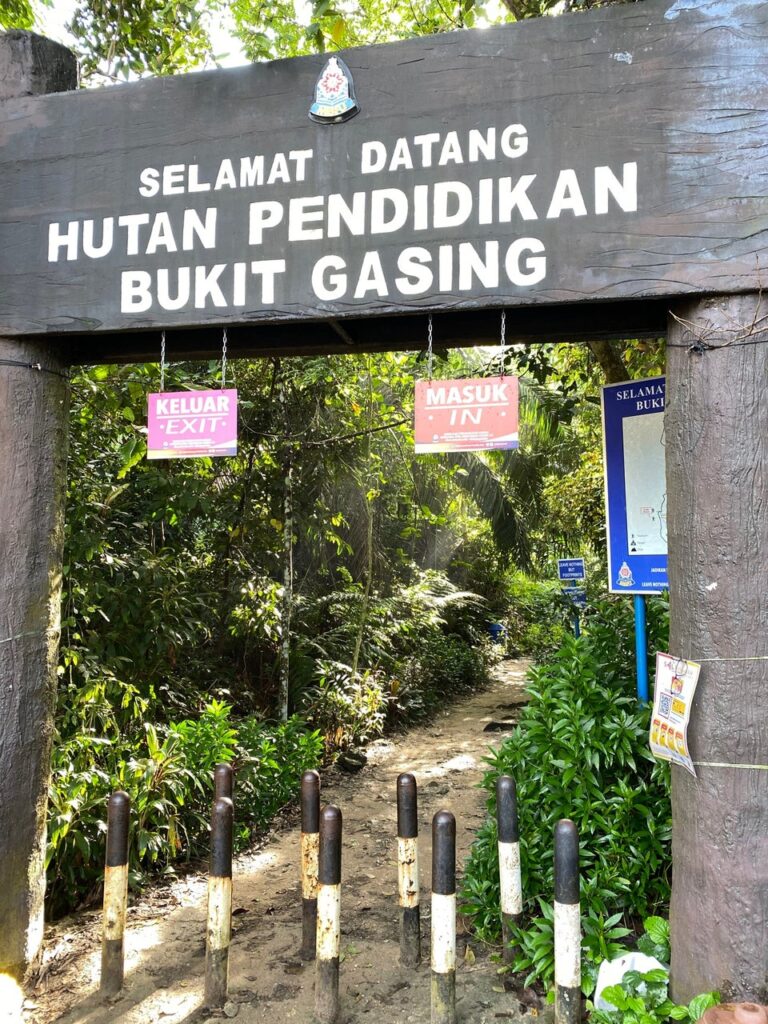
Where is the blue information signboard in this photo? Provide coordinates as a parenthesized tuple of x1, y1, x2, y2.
(601, 377, 668, 595)
(557, 558, 585, 581)
(564, 586, 587, 609)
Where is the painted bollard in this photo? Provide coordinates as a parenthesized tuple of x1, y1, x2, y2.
(214, 762, 233, 801)
(100, 791, 131, 996)
(205, 796, 234, 1008)
(315, 805, 342, 1024)
(496, 775, 522, 965)
(554, 819, 581, 1024)
(397, 772, 421, 967)
(301, 769, 321, 960)
(431, 810, 457, 1024)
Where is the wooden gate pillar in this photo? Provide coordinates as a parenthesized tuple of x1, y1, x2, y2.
(0, 32, 77, 982)
(666, 294, 768, 1002)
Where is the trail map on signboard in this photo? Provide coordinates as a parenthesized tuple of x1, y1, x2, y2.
(623, 413, 667, 555)
(601, 377, 668, 594)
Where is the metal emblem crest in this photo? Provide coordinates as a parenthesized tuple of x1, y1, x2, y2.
(309, 56, 359, 124)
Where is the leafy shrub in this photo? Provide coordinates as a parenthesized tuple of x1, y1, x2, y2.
(302, 661, 387, 752)
(504, 572, 572, 657)
(397, 632, 495, 723)
(46, 702, 321, 915)
(170, 699, 239, 776)
(235, 715, 323, 843)
(593, 936, 719, 1024)
(460, 597, 671, 988)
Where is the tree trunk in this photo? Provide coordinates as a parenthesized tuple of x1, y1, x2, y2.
(351, 360, 376, 678)
(586, 339, 627, 384)
(0, 340, 70, 980)
(0, 32, 76, 984)
(666, 294, 768, 1003)
(280, 451, 293, 722)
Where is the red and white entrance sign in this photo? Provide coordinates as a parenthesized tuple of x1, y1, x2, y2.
(147, 389, 238, 459)
(414, 376, 519, 453)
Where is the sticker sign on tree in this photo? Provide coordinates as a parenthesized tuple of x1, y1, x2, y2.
(147, 389, 238, 459)
(650, 653, 701, 777)
(414, 376, 519, 453)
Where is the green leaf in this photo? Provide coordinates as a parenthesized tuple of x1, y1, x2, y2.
(688, 993, 719, 1019)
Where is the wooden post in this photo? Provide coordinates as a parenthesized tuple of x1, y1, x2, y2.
(431, 811, 456, 1024)
(0, 36, 76, 982)
(100, 792, 131, 996)
(315, 805, 342, 1024)
(396, 772, 421, 968)
(496, 775, 522, 965)
(300, 769, 320, 961)
(554, 820, 581, 1024)
(205, 797, 234, 1007)
(666, 294, 768, 1002)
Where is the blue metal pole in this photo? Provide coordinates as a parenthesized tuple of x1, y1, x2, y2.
(634, 595, 648, 702)
(573, 613, 580, 639)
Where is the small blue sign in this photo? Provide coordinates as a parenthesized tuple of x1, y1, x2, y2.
(558, 558, 585, 581)
(564, 586, 587, 609)
(601, 377, 668, 595)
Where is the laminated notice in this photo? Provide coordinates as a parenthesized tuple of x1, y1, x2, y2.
(650, 652, 700, 777)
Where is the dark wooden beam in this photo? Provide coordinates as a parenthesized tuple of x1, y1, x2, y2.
(64, 299, 667, 365)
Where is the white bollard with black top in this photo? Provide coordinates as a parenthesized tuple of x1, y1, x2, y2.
(496, 774, 522, 965)
(397, 772, 421, 967)
(204, 796, 234, 1008)
(100, 791, 131, 996)
(315, 804, 342, 1024)
(554, 819, 581, 1024)
(431, 810, 457, 1024)
(301, 769, 321, 961)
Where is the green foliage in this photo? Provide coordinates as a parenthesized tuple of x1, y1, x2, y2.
(593, 960, 719, 1024)
(0, 0, 36, 29)
(234, 716, 323, 840)
(460, 597, 671, 987)
(401, 631, 493, 717)
(50, 354, 506, 913)
(637, 915, 671, 963)
(303, 662, 388, 752)
(69, 0, 219, 82)
(46, 703, 321, 914)
(51, 338, 662, 915)
(503, 572, 572, 657)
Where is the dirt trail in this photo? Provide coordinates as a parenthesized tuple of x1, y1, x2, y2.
(30, 660, 539, 1024)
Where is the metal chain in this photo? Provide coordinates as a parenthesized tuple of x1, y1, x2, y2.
(160, 330, 166, 392)
(500, 309, 507, 378)
(221, 328, 228, 389)
(427, 313, 434, 380)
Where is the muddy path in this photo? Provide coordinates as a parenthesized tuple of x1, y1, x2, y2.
(29, 660, 541, 1024)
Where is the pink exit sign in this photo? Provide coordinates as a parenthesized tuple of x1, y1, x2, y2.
(414, 376, 519, 453)
(147, 389, 238, 459)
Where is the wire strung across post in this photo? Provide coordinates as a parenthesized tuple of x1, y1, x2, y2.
(159, 331, 166, 392)
(427, 314, 433, 381)
(221, 329, 228, 389)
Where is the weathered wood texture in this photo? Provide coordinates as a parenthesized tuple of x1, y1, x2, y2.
(0, 33, 76, 981)
(0, 338, 70, 979)
(1, 0, 767, 351)
(0, 31, 77, 99)
(64, 299, 669, 365)
(666, 294, 768, 1002)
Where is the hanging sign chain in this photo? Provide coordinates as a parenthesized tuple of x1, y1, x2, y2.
(500, 310, 507, 378)
(159, 330, 166, 392)
(221, 328, 228, 389)
(427, 314, 434, 381)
